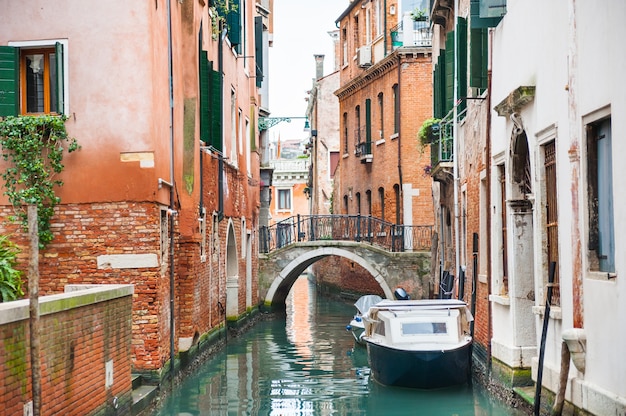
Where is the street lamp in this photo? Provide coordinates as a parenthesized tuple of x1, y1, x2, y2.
(258, 116, 309, 132)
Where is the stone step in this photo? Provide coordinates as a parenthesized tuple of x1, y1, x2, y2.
(131, 384, 158, 415)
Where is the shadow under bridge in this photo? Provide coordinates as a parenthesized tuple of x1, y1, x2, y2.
(258, 215, 433, 308)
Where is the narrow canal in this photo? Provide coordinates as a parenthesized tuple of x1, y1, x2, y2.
(152, 276, 527, 415)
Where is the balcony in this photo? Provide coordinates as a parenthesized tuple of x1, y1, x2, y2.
(391, 13, 432, 49)
(429, 112, 455, 182)
(354, 126, 373, 163)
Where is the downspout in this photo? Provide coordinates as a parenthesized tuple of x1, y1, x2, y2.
(217, 24, 225, 220)
(383, 0, 387, 56)
(166, 0, 176, 382)
(486, 28, 493, 362)
(452, 0, 460, 295)
(397, 55, 403, 223)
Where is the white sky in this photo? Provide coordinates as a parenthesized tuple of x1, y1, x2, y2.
(267, 0, 349, 143)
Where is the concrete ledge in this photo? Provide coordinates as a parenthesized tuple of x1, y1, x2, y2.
(0, 284, 134, 325)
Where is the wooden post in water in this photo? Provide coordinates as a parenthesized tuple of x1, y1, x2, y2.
(28, 205, 41, 416)
(534, 261, 556, 415)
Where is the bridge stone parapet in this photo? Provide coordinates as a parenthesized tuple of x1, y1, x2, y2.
(259, 240, 431, 308)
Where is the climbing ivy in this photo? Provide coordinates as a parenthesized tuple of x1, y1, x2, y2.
(0, 115, 79, 248)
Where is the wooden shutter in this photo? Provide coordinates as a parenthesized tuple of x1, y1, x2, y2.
(365, 98, 371, 149)
(55, 42, 64, 115)
(0, 46, 19, 117)
(444, 33, 454, 115)
(470, 0, 506, 29)
(209, 65, 223, 152)
(227, 0, 241, 48)
(457, 18, 468, 114)
(470, 28, 488, 91)
(199, 51, 210, 144)
(254, 16, 263, 88)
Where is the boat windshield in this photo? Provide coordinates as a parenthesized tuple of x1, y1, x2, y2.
(401, 322, 447, 335)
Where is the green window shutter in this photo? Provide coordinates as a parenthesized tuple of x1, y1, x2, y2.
(209, 65, 223, 153)
(0, 46, 19, 117)
(470, 0, 506, 29)
(254, 16, 263, 88)
(470, 28, 488, 92)
(457, 18, 468, 114)
(433, 52, 445, 119)
(55, 42, 65, 115)
(444, 32, 454, 115)
(227, 0, 241, 48)
(199, 51, 210, 144)
(365, 98, 371, 145)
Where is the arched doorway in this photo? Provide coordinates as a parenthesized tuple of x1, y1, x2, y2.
(507, 113, 537, 361)
(225, 220, 239, 320)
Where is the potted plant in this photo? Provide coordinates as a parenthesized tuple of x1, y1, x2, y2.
(411, 7, 428, 21)
(418, 117, 441, 147)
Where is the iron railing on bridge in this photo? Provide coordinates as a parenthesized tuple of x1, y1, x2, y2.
(259, 215, 433, 254)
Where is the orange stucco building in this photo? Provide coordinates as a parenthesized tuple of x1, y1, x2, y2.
(0, 0, 271, 384)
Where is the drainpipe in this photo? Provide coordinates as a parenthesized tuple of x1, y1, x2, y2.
(452, 0, 460, 295)
(383, 0, 387, 55)
(166, 0, 176, 382)
(397, 55, 403, 224)
(486, 27, 494, 362)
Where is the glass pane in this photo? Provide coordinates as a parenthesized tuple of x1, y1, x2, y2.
(49, 53, 57, 113)
(402, 322, 447, 335)
(25, 53, 45, 113)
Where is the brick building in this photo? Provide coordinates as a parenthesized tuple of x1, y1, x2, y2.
(317, 0, 435, 299)
(0, 0, 272, 387)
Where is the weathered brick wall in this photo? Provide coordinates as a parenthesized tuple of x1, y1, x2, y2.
(335, 51, 434, 228)
(0, 285, 133, 416)
(0, 203, 167, 373)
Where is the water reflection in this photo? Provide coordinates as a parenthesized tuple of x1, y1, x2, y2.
(154, 276, 525, 415)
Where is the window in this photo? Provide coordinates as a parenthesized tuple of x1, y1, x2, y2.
(392, 84, 399, 134)
(374, 0, 383, 37)
(343, 112, 349, 153)
(543, 140, 560, 304)
(356, 192, 361, 214)
(277, 189, 291, 210)
(364, 98, 372, 153)
(0, 41, 67, 116)
(343, 194, 349, 214)
(342, 28, 348, 66)
(366, 190, 372, 215)
(378, 187, 385, 221)
(587, 117, 615, 273)
(377, 92, 384, 140)
(355, 105, 361, 144)
(402, 322, 447, 335)
(498, 164, 509, 294)
(394, 184, 401, 224)
(199, 50, 223, 151)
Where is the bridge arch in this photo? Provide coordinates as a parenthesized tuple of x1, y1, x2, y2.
(265, 246, 395, 306)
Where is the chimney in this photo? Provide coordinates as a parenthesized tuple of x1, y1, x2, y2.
(314, 54, 325, 80)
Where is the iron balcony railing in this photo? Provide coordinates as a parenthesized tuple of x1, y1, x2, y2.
(430, 107, 467, 168)
(259, 214, 433, 254)
(390, 16, 432, 49)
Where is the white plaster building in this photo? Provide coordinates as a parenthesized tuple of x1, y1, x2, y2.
(489, 1, 626, 413)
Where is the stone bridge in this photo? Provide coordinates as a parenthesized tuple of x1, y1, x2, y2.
(258, 240, 432, 308)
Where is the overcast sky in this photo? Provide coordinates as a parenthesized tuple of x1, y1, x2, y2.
(267, 0, 348, 143)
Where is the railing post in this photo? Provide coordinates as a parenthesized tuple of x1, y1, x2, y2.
(391, 224, 396, 251)
(356, 214, 361, 242)
(297, 214, 302, 241)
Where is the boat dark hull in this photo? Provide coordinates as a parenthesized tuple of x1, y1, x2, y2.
(366, 341, 472, 389)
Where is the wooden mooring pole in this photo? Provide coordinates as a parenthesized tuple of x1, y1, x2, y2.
(28, 205, 41, 416)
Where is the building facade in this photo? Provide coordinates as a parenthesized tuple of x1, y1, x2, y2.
(0, 0, 270, 385)
(430, 0, 626, 413)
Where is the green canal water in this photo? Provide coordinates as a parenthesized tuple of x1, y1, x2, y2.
(153, 276, 527, 415)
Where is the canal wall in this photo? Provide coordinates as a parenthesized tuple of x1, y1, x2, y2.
(0, 284, 133, 416)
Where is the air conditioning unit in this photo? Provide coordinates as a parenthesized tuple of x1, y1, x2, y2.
(357, 46, 372, 67)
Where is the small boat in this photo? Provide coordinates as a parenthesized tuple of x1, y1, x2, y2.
(362, 299, 473, 389)
(346, 295, 382, 345)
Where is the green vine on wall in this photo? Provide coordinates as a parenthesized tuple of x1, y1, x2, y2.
(0, 115, 79, 248)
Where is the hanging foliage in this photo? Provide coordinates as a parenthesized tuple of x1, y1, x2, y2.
(0, 234, 22, 302)
(0, 115, 79, 248)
